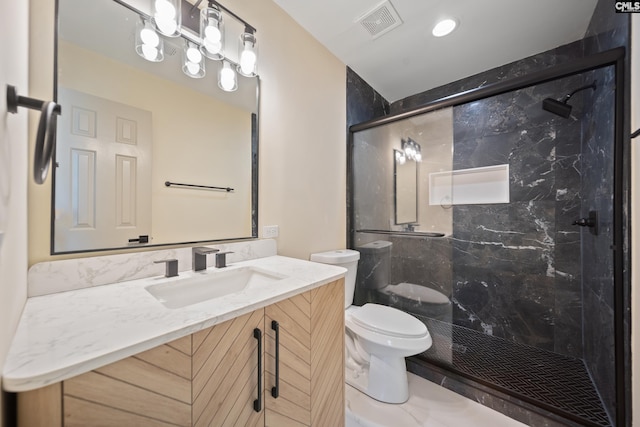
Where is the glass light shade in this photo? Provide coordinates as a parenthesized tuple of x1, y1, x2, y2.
(237, 31, 258, 77)
(135, 18, 164, 62)
(218, 61, 237, 92)
(182, 41, 205, 78)
(200, 7, 224, 60)
(153, 0, 181, 37)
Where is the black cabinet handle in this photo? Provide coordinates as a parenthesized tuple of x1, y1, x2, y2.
(271, 320, 280, 398)
(253, 328, 262, 412)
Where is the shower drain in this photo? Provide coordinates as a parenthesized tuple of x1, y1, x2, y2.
(449, 343, 467, 354)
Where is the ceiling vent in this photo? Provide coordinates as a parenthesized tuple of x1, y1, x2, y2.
(356, 0, 403, 39)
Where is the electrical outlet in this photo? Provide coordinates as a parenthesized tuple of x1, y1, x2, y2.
(263, 225, 279, 238)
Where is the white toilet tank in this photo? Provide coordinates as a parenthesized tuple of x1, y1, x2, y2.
(310, 249, 360, 309)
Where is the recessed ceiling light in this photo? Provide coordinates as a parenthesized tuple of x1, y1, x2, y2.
(432, 18, 457, 37)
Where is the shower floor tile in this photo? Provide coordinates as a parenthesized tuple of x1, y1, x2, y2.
(417, 317, 612, 427)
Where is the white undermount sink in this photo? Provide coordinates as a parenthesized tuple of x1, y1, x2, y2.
(145, 267, 288, 309)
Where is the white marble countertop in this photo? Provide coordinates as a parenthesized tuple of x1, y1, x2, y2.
(2, 255, 346, 392)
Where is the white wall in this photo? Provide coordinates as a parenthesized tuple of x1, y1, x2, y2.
(631, 13, 639, 427)
(0, 1, 30, 425)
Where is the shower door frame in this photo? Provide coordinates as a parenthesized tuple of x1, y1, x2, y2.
(347, 47, 629, 426)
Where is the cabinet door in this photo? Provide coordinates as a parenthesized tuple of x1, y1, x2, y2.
(63, 335, 192, 426)
(264, 278, 345, 427)
(309, 279, 345, 427)
(265, 291, 312, 426)
(192, 309, 265, 427)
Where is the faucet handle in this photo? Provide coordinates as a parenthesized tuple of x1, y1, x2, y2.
(154, 259, 178, 277)
(215, 251, 234, 268)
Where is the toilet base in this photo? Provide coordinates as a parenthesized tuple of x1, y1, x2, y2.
(345, 354, 409, 404)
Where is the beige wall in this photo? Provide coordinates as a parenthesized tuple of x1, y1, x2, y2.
(28, 0, 346, 264)
(0, 1, 29, 426)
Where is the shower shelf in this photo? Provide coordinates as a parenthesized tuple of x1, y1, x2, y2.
(429, 164, 509, 206)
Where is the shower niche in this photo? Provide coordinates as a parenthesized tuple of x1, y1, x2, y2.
(349, 50, 627, 427)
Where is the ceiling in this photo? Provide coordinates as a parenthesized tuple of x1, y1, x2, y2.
(272, 0, 599, 103)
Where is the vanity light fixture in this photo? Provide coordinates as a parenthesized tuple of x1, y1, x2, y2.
(401, 138, 422, 162)
(238, 27, 258, 77)
(218, 60, 238, 91)
(153, 0, 181, 37)
(135, 17, 164, 62)
(136, 0, 258, 88)
(432, 18, 457, 37)
(183, 40, 206, 78)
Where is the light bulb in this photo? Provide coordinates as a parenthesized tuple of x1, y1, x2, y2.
(205, 25, 221, 42)
(219, 62, 237, 91)
(186, 46, 202, 63)
(186, 62, 200, 75)
(415, 152, 422, 162)
(155, 17, 177, 35)
(140, 28, 159, 47)
(240, 49, 256, 75)
(154, 0, 176, 20)
(141, 44, 159, 61)
(205, 39, 222, 55)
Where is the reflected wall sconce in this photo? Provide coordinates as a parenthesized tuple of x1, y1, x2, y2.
(401, 138, 422, 162)
(183, 40, 205, 78)
(134, 0, 258, 92)
(136, 17, 164, 62)
(200, 6, 224, 60)
(238, 29, 258, 77)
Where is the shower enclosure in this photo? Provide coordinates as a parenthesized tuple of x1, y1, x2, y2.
(348, 48, 628, 427)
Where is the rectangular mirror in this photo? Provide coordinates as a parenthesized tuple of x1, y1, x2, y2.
(53, 0, 258, 253)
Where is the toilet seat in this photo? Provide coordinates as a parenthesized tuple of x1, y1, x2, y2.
(345, 304, 432, 356)
(350, 303, 428, 338)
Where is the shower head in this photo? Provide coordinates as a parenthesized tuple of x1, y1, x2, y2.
(542, 80, 597, 118)
(542, 98, 572, 118)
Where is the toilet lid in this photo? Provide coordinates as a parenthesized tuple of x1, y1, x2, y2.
(350, 304, 428, 339)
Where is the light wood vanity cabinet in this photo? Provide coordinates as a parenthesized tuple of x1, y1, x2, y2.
(17, 279, 345, 427)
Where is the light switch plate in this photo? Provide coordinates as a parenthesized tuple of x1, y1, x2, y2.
(263, 225, 279, 238)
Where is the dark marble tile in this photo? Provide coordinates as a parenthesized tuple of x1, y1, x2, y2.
(346, 66, 389, 127)
(553, 287, 583, 357)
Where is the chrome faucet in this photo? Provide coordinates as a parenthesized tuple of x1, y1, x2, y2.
(192, 247, 219, 271)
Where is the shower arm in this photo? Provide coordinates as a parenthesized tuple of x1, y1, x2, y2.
(561, 80, 597, 104)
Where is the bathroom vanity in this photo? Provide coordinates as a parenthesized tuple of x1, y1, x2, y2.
(3, 241, 346, 426)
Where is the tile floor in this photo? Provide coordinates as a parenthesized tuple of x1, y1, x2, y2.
(346, 372, 527, 427)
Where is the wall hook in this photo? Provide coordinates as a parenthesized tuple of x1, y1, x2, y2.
(6, 85, 61, 184)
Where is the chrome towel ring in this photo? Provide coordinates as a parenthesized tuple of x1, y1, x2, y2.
(6, 85, 61, 184)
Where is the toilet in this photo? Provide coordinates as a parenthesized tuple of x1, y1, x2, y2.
(310, 249, 432, 404)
